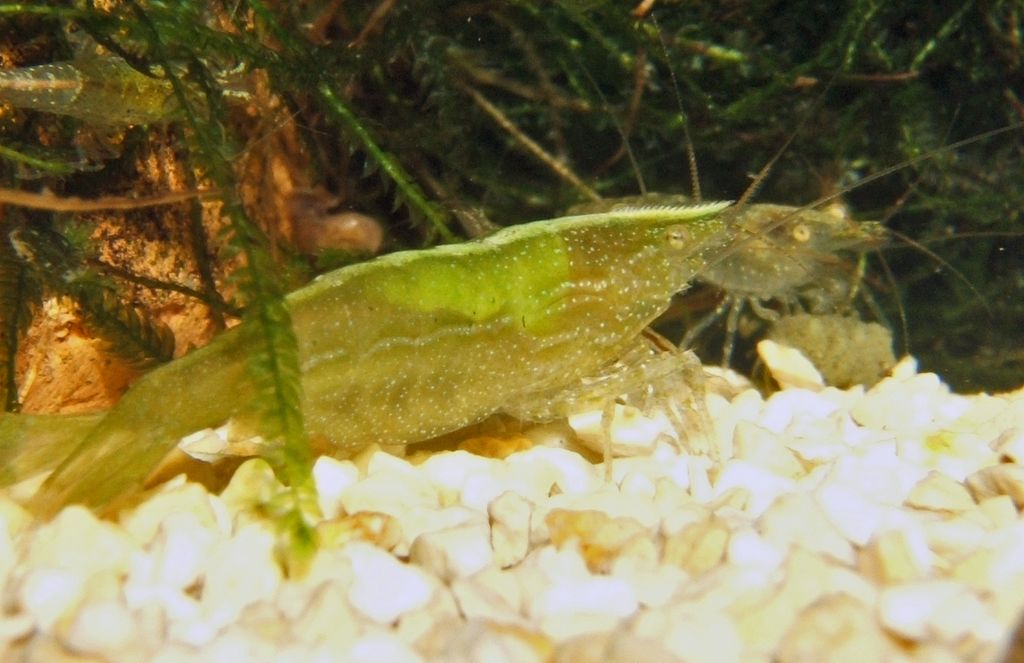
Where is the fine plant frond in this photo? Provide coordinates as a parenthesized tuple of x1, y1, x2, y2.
(0, 223, 41, 411)
(8, 224, 174, 367)
(119, 0, 319, 561)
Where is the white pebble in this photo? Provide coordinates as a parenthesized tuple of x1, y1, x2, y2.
(0, 611, 31, 644)
(977, 494, 1019, 528)
(346, 631, 425, 663)
(529, 576, 637, 620)
(177, 427, 234, 462)
(632, 608, 742, 663)
(17, 568, 86, 633)
(506, 447, 600, 495)
(827, 443, 926, 505)
(555, 632, 688, 663)
(734, 547, 831, 655)
(512, 546, 589, 610)
(25, 505, 137, 576)
(966, 464, 1024, 509)
(150, 511, 218, 590)
(345, 542, 436, 623)
(757, 340, 824, 391)
(568, 404, 670, 457)
(489, 491, 532, 568)
(714, 460, 796, 517)
(992, 427, 1024, 463)
(436, 620, 548, 663)
(859, 527, 934, 584)
(760, 389, 838, 434)
(758, 493, 853, 564)
(62, 599, 136, 655)
(610, 557, 686, 608)
(538, 611, 624, 641)
(340, 470, 439, 518)
(727, 528, 785, 572)
(289, 580, 361, 648)
(410, 523, 494, 581)
(619, 470, 657, 499)
(815, 481, 885, 545)
(905, 470, 976, 512)
(420, 451, 499, 501)
(535, 490, 659, 541)
(687, 456, 714, 501)
(396, 592, 461, 651)
(877, 580, 974, 641)
(0, 548, 13, 620)
(731, 421, 805, 479)
(776, 593, 897, 663)
(198, 523, 282, 631)
(396, 505, 485, 556)
(922, 517, 989, 562)
(365, 450, 418, 476)
(854, 373, 966, 435)
(450, 577, 522, 623)
(313, 456, 360, 519)
(951, 522, 1024, 594)
(462, 473, 518, 513)
(121, 481, 226, 544)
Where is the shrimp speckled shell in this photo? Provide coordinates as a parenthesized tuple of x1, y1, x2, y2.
(30, 202, 734, 515)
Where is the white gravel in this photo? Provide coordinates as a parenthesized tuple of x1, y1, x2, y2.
(3, 352, 1024, 662)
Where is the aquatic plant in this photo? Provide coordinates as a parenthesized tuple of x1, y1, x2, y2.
(0, 3, 1018, 564)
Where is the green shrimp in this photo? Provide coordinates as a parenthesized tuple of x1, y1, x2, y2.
(0, 55, 182, 126)
(0, 53, 249, 127)
(20, 201, 734, 516)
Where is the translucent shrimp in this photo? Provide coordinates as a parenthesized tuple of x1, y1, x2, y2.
(680, 203, 887, 364)
(0, 55, 183, 126)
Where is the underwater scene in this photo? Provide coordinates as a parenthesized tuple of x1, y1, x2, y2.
(0, 2, 1022, 661)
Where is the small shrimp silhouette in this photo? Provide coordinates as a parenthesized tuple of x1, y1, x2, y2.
(0, 55, 181, 126)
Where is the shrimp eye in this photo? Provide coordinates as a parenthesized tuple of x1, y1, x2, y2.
(665, 225, 692, 250)
(791, 222, 812, 243)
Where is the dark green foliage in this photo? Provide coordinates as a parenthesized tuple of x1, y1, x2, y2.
(0, 142, 89, 178)
(0, 226, 38, 411)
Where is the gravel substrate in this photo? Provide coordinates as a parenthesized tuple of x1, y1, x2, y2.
(2, 351, 1024, 662)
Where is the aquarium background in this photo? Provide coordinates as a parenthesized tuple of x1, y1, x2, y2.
(0, 0, 1020, 408)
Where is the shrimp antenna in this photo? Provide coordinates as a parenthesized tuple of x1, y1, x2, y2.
(651, 14, 701, 202)
(865, 107, 959, 355)
(866, 177, 917, 355)
(730, 122, 1022, 258)
(736, 74, 839, 209)
(693, 123, 1023, 310)
(869, 252, 910, 354)
(886, 226, 993, 318)
(803, 123, 1021, 212)
(576, 54, 647, 195)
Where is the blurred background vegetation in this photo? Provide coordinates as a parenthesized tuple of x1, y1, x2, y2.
(0, 0, 1020, 417)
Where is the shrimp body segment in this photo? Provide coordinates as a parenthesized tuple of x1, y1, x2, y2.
(31, 201, 734, 515)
